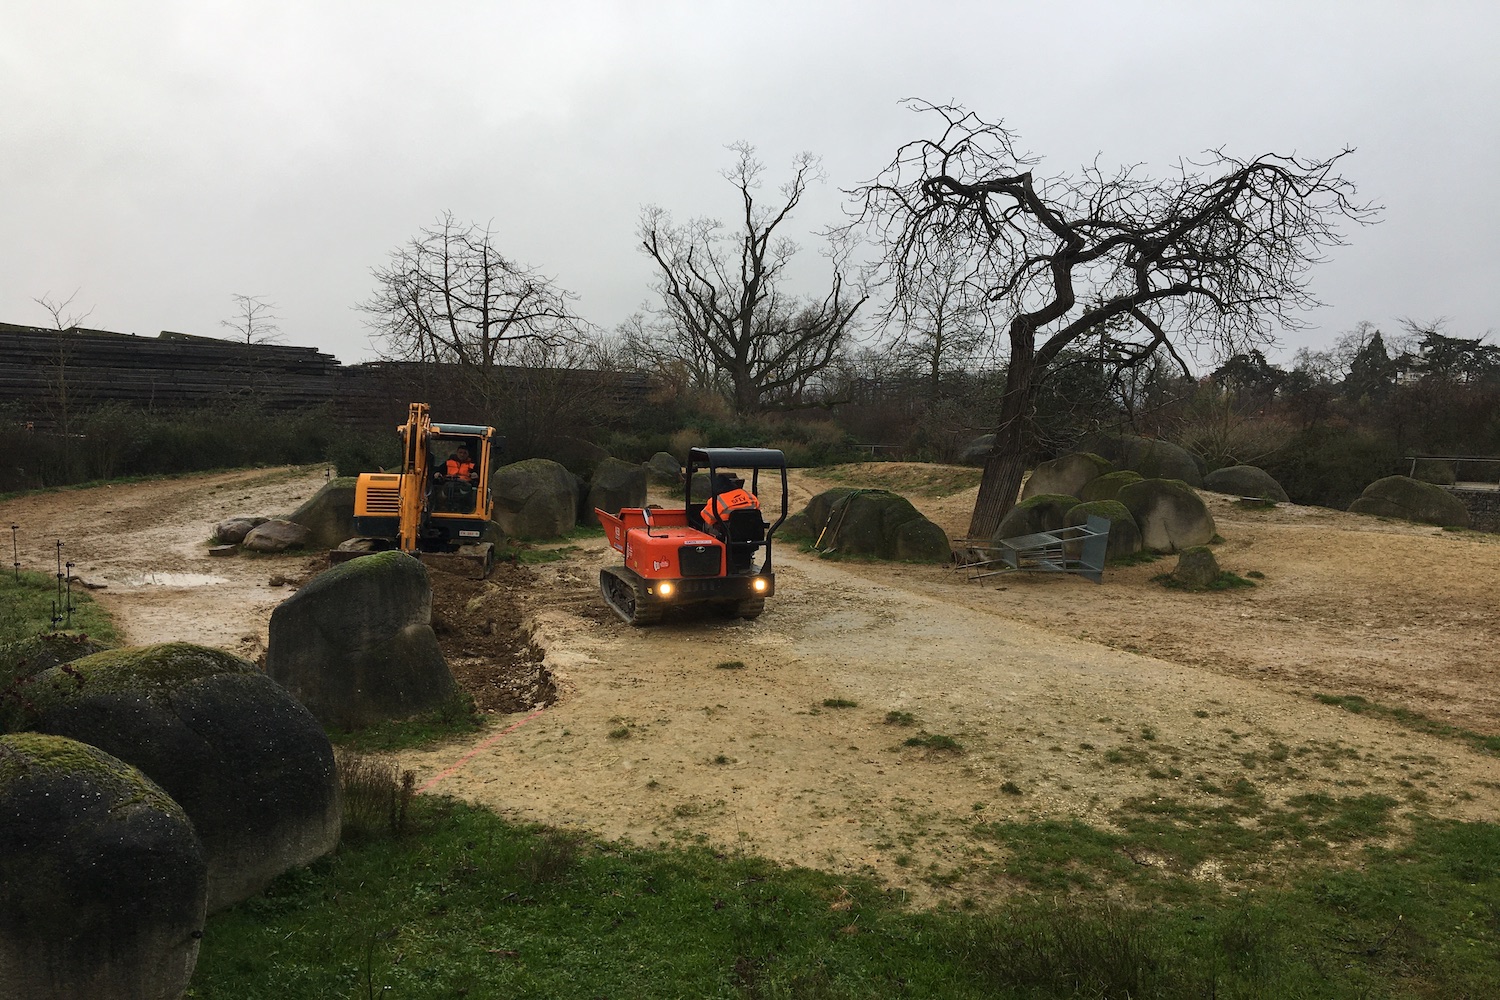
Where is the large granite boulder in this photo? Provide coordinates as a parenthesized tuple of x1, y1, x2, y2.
(0, 733, 207, 1000)
(1202, 465, 1290, 503)
(285, 477, 359, 549)
(492, 458, 578, 539)
(959, 434, 996, 466)
(1063, 500, 1143, 561)
(1080, 470, 1144, 503)
(583, 458, 648, 527)
(1348, 476, 1471, 528)
(266, 550, 457, 731)
(241, 518, 313, 553)
(1021, 453, 1113, 501)
(646, 452, 682, 485)
(212, 516, 267, 545)
(8, 643, 338, 914)
(1116, 479, 1217, 553)
(1, 632, 113, 703)
(1085, 434, 1203, 487)
(795, 489, 950, 562)
(994, 494, 1080, 543)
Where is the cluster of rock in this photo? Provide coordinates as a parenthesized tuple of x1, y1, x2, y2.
(0, 638, 340, 998)
(782, 488, 952, 563)
(212, 476, 359, 554)
(1005, 451, 1221, 557)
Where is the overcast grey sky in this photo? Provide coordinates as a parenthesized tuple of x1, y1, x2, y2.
(4, 1, 1496, 366)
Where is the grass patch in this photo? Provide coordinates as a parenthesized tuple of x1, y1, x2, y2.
(327, 692, 482, 752)
(903, 731, 963, 752)
(715, 660, 746, 670)
(1152, 570, 1257, 591)
(190, 795, 1500, 998)
(822, 698, 857, 709)
(0, 568, 118, 648)
(1315, 693, 1500, 756)
(884, 710, 917, 727)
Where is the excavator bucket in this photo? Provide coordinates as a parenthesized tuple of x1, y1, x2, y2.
(419, 543, 495, 580)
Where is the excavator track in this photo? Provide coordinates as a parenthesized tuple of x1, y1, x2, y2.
(600, 567, 663, 627)
(718, 596, 765, 620)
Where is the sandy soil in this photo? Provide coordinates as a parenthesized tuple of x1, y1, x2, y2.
(5, 463, 1499, 903)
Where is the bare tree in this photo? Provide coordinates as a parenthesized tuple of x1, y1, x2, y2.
(220, 294, 283, 345)
(32, 290, 95, 458)
(852, 102, 1376, 537)
(362, 212, 586, 372)
(640, 143, 867, 414)
(883, 256, 993, 399)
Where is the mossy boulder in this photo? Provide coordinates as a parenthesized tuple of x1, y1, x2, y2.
(1348, 476, 1471, 528)
(1063, 500, 1143, 561)
(1084, 434, 1203, 487)
(646, 452, 682, 485)
(1116, 479, 1217, 553)
(492, 458, 578, 539)
(1080, 470, 1144, 503)
(0, 631, 113, 701)
(993, 494, 1080, 543)
(796, 489, 950, 562)
(8, 644, 338, 914)
(1202, 465, 1290, 503)
(1021, 453, 1113, 501)
(241, 518, 313, 553)
(583, 457, 648, 527)
(284, 476, 359, 548)
(266, 550, 457, 732)
(1173, 546, 1222, 588)
(0, 732, 207, 1000)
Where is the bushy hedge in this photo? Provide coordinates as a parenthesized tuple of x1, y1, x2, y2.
(1258, 426, 1403, 510)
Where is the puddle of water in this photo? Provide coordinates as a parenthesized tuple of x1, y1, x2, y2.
(117, 572, 228, 588)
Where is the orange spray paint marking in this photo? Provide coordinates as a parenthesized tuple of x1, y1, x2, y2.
(415, 706, 547, 795)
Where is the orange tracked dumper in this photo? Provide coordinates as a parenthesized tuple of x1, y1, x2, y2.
(596, 447, 787, 626)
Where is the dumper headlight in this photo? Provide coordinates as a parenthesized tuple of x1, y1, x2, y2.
(752, 577, 768, 593)
(658, 582, 674, 598)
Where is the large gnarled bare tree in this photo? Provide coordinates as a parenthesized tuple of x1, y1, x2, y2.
(853, 102, 1375, 538)
(640, 143, 867, 414)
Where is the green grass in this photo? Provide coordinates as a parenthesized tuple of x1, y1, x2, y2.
(325, 693, 482, 753)
(822, 698, 858, 709)
(1152, 570, 1257, 591)
(1315, 693, 1500, 756)
(189, 795, 1500, 998)
(903, 731, 963, 752)
(0, 569, 118, 648)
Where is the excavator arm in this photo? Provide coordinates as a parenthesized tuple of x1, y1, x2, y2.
(396, 402, 432, 553)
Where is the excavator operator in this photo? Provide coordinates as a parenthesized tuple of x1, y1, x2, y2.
(441, 445, 479, 483)
(702, 473, 760, 535)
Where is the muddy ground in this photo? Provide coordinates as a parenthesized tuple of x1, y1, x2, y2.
(4, 464, 1498, 903)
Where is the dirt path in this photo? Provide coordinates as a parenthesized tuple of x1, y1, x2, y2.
(6, 464, 1499, 902)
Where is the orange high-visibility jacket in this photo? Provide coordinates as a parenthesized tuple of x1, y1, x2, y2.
(445, 458, 476, 479)
(703, 487, 760, 526)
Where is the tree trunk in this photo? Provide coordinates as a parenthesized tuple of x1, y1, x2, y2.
(966, 337, 1035, 539)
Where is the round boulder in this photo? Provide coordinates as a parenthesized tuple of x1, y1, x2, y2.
(8, 643, 338, 914)
(1172, 546, 1222, 588)
(266, 550, 457, 732)
(1, 632, 113, 710)
(212, 516, 267, 545)
(583, 458, 648, 527)
(1202, 465, 1289, 503)
(0, 732, 207, 1000)
(1021, 453, 1113, 501)
(284, 477, 359, 549)
(646, 452, 682, 485)
(241, 518, 313, 553)
(797, 489, 950, 562)
(1348, 476, 1471, 528)
(1116, 479, 1217, 553)
(959, 434, 996, 466)
(492, 458, 578, 539)
(1064, 500, 1143, 561)
(1080, 470, 1144, 503)
(993, 494, 1080, 543)
(1085, 434, 1203, 487)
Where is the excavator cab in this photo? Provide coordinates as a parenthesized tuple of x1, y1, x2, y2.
(343, 404, 500, 578)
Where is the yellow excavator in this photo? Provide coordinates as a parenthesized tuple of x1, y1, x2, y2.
(335, 402, 500, 578)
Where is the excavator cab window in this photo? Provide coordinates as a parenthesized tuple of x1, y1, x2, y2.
(431, 436, 482, 514)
